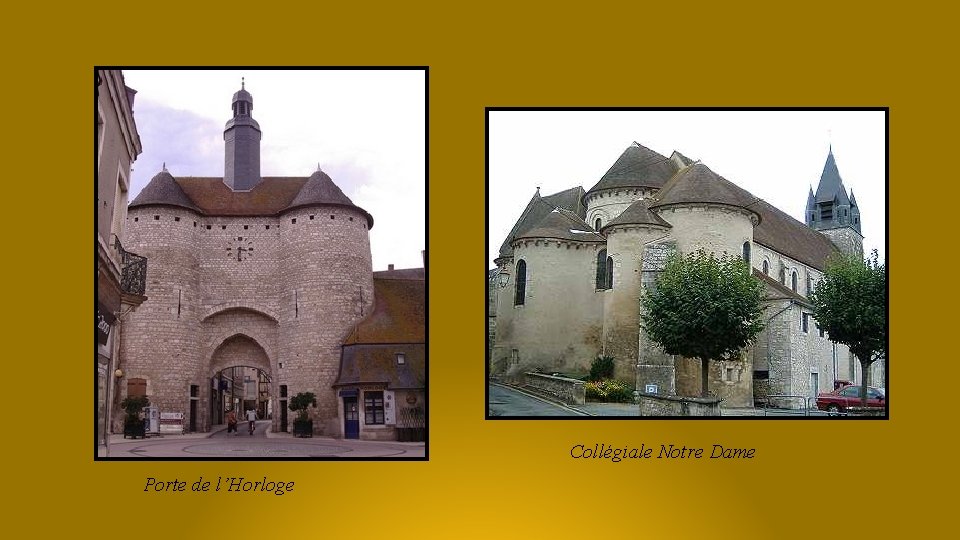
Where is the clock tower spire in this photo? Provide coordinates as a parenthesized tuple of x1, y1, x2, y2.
(223, 79, 262, 191)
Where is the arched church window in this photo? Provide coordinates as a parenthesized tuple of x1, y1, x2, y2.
(596, 250, 607, 290)
(791, 271, 798, 292)
(606, 256, 614, 289)
(742, 241, 751, 265)
(779, 266, 785, 284)
(514, 260, 527, 306)
(806, 273, 813, 295)
(762, 260, 769, 275)
(595, 217, 602, 231)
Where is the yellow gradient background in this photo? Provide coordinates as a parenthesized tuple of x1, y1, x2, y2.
(6, 2, 950, 538)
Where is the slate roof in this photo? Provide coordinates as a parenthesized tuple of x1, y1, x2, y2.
(129, 170, 203, 213)
(602, 198, 671, 230)
(815, 149, 847, 204)
(514, 207, 605, 243)
(129, 169, 373, 227)
(496, 188, 586, 260)
(586, 142, 679, 194)
(285, 170, 373, 228)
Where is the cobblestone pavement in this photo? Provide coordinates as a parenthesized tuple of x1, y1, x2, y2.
(107, 421, 425, 458)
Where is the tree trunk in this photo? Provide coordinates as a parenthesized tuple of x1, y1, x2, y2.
(701, 358, 710, 398)
(859, 357, 875, 407)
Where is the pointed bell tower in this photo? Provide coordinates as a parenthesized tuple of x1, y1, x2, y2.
(224, 78, 262, 191)
(807, 146, 863, 257)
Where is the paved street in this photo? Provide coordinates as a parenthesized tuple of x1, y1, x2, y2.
(488, 383, 588, 416)
(107, 421, 425, 458)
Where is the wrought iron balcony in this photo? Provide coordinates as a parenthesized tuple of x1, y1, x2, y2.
(114, 236, 147, 296)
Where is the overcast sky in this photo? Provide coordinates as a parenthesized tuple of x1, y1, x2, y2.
(121, 69, 426, 271)
(488, 110, 886, 268)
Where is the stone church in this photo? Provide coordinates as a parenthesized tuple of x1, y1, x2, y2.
(490, 142, 881, 408)
(114, 83, 425, 439)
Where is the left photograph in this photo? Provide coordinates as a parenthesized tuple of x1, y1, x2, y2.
(95, 68, 427, 459)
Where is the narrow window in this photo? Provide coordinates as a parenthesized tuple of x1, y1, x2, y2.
(364, 391, 385, 425)
(606, 256, 614, 289)
(596, 249, 607, 290)
(806, 273, 813, 295)
(742, 241, 751, 264)
(595, 217, 602, 231)
(514, 260, 527, 306)
(801, 312, 809, 333)
(779, 266, 785, 284)
(762, 260, 769, 275)
(792, 271, 798, 292)
(174, 216, 180, 222)
(396, 353, 406, 365)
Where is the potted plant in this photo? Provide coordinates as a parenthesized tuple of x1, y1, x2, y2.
(121, 395, 150, 439)
(288, 392, 317, 438)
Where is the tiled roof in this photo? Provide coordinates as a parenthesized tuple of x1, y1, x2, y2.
(514, 207, 605, 243)
(175, 176, 306, 215)
(587, 142, 679, 194)
(334, 343, 425, 390)
(343, 272, 425, 345)
(753, 268, 810, 306)
(752, 199, 839, 271)
(602, 198, 671, 230)
(129, 169, 372, 226)
(650, 163, 761, 213)
(497, 188, 586, 260)
(815, 150, 846, 204)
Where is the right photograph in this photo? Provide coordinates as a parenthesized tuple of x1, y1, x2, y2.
(486, 108, 887, 419)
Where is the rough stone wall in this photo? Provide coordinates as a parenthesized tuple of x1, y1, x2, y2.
(584, 188, 652, 229)
(604, 226, 670, 381)
(753, 243, 823, 297)
(278, 206, 374, 436)
(820, 227, 864, 259)
(119, 203, 373, 435)
(657, 205, 754, 260)
(118, 206, 202, 431)
(523, 372, 586, 405)
(499, 240, 604, 377)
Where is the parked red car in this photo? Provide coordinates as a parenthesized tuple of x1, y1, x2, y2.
(816, 385, 885, 412)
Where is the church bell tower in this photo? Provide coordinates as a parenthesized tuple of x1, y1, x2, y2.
(806, 147, 863, 258)
(223, 79, 262, 191)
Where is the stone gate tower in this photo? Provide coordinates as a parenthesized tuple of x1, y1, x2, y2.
(116, 83, 375, 436)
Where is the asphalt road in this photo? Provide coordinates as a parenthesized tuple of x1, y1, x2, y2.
(488, 384, 587, 417)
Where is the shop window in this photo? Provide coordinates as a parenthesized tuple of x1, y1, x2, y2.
(364, 391, 385, 425)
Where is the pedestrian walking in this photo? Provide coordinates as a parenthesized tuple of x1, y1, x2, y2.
(225, 409, 237, 434)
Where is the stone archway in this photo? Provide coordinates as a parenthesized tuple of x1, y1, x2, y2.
(206, 334, 274, 431)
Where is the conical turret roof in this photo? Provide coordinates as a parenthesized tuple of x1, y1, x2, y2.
(602, 198, 671, 231)
(586, 142, 678, 193)
(650, 163, 760, 218)
(497, 187, 586, 260)
(129, 169, 203, 213)
(515, 207, 605, 243)
(285, 169, 373, 228)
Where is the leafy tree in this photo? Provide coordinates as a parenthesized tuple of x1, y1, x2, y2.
(640, 250, 766, 397)
(810, 250, 886, 407)
(288, 392, 317, 422)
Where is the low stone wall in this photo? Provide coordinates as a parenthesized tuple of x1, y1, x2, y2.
(523, 372, 586, 405)
(638, 392, 721, 417)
